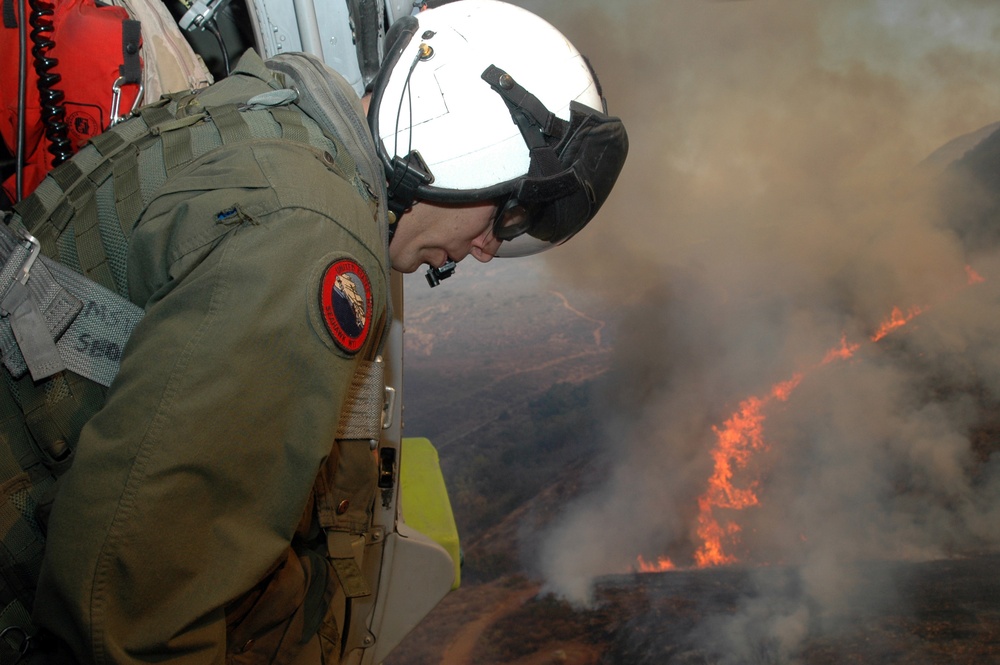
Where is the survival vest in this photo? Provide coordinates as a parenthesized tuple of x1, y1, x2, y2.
(1, 0, 214, 208)
(0, 50, 390, 662)
(0, 0, 144, 204)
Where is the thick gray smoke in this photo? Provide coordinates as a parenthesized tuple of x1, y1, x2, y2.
(509, 0, 1000, 661)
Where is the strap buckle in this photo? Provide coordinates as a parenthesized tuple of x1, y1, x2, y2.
(110, 77, 145, 127)
(12, 228, 39, 286)
(0, 625, 33, 663)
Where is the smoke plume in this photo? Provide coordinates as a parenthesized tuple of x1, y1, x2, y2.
(510, 0, 1000, 660)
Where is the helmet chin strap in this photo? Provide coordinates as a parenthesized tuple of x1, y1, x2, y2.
(386, 148, 434, 242)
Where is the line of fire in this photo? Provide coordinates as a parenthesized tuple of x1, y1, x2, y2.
(635, 265, 989, 574)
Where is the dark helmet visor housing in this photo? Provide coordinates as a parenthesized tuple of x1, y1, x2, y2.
(485, 81, 629, 256)
(369, 15, 628, 257)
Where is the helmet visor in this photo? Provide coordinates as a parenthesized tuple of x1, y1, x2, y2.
(492, 200, 548, 257)
(491, 102, 628, 257)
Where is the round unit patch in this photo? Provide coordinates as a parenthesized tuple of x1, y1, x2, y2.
(65, 103, 103, 148)
(320, 259, 373, 354)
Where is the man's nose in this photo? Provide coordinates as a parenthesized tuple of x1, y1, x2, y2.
(471, 236, 501, 262)
(471, 229, 502, 263)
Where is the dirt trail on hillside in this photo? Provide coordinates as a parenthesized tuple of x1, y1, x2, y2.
(438, 585, 540, 665)
(437, 582, 602, 665)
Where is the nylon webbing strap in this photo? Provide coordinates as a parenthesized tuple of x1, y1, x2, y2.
(49, 161, 84, 192)
(90, 128, 126, 156)
(138, 105, 175, 136)
(319, 358, 385, 600)
(48, 200, 73, 233)
(149, 113, 206, 179)
(481, 64, 562, 141)
(120, 20, 142, 85)
(87, 158, 113, 187)
(334, 359, 384, 442)
(326, 532, 371, 598)
(270, 107, 309, 144)
(13, 111, 158, 262)
(161, 125, 194, 175)
(0, 224, 143, 387)
(0, 227, 78, 381)
(112, 146, 143, 238)
(68, 180, 116, 291)
(207, 104, 252, 144)
(11, 195, 43, 230)
(1, 281, 64, 381)
(2, 0, 15, 29)
(480, 64, 565, 176)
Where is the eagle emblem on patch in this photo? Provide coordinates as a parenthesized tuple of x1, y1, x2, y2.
(320, 259, 373, 354)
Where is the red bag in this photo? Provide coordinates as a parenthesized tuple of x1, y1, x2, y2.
(1, 0, 142, 201)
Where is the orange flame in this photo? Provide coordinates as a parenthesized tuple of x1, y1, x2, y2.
(636, 555, 676, 573)
(871, 305, 925, 342)
(822, 333, 860, 364)
(691, 394, 769, 567)
(690, 304, 931, 569)
(771, 374, 803, 401)
(966, 265, 985, 285)
(635, 267, 988, 574)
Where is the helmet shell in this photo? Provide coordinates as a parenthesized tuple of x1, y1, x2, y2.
(376, 0, 603, 192)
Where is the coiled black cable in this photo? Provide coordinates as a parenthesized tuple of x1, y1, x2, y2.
(27, 0, 72, 167)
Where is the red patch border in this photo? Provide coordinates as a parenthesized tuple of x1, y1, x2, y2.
(320, 259, 373, 354)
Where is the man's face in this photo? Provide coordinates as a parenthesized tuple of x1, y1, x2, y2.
(388, 200, 502, 273)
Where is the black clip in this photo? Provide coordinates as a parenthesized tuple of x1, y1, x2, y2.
(425, 260, 456, 288)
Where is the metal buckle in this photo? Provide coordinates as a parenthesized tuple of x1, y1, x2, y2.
(382, 386, 396, 431)
(14, 228, 40, 286)
(110, 77, 145, 126)
(0, 625, 33, 663)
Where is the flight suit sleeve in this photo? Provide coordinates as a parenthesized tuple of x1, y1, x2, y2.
(33, 141, 387, 664)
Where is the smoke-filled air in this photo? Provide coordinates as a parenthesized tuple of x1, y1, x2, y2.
(510, 0, 1000, 662)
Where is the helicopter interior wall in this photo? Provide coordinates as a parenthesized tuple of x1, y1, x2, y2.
(160, 0, 257, 81)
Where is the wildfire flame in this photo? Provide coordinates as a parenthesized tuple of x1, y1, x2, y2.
(692, 378, 799, 568)
(870, 305, 925, 342)
(966, 265, 985, 285)
(822, 333, 860, 365)
(636, 555, 676, 573)
(634, 265, 987, 573)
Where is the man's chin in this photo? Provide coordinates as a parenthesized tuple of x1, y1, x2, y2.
(388, 257, 420, 273)
(388, 252, 452, 274)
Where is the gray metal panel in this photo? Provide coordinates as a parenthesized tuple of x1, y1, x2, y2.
(246, 0, 366, 95)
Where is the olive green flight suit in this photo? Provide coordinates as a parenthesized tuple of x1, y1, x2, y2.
(5, 51, 388, 663)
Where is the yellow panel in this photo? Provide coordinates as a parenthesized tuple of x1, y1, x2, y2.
(399, 437, 461, 588)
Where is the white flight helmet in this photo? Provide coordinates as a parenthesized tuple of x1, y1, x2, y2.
(368, 0, 628, 257)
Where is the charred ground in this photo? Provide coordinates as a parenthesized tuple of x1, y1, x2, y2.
(388, 555, 1000, 665)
